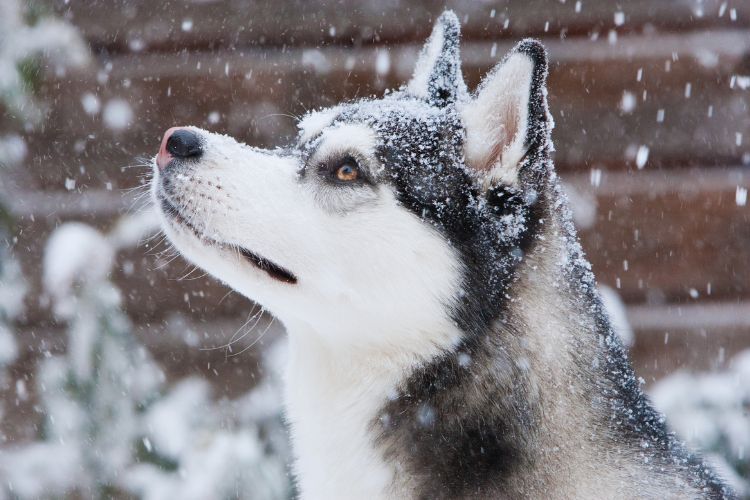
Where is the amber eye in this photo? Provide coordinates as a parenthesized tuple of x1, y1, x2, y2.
(335, 159, 359, 182)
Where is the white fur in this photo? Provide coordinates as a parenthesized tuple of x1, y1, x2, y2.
(298, 106, 342, 143)
(153, 126, 464, 499)
(312, 123, 377, 161)
(462, 53, 533, 188)
(406, 21, 444, 99)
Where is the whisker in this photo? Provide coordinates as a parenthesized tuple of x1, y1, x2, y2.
(198, 305, 264, 352)
(257, 112, 301, 122)
(217, 288, 235, 306)
(175, 265, 207, 281)
(229, 315, 276, 358)
(226, 305, 265, 347)
(153, 250, 182, 270)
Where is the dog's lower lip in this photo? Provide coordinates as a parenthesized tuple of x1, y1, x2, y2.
(237, 247, 298, 284)
(157, 192, 298, 285)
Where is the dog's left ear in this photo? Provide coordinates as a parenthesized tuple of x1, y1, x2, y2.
(462, 40, 550, 189)
(407, 10, 467, 106)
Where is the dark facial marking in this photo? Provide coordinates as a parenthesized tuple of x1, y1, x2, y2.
(318, 93, 547, 496)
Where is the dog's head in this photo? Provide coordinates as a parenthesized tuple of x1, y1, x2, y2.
(152, 11, 552, 348)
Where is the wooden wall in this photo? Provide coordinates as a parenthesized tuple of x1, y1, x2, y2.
(3, 1, 749, 405)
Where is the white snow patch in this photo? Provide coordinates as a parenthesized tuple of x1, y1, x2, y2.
(619, 91, 636, 113)
(0, 134, 27, 165)
(145, 378, 211, 458)
(590, 168, 602, 187)
(635, 145, 649, 169)
(103, 98, 134, 131)
(736, 186, 747, 207)
(562, 182, 597, 230)
(80, 92, 100, 115)
(301, 49, 331, 74)
(375, 49, 391, 76)
(0, 325, 18, 365)
(650, 350, 750, 496)
(600, 285, 634, 347)
(128, 38, 145, 52)
(107, 208, 161, 250)
(607, 30, 618, 45)
(297, 106, 342, 143)
(43, 223, 115, 318)
(0, 443, 81, 498)
(695, 49, 719, 68)
(736, 75, 750, 89)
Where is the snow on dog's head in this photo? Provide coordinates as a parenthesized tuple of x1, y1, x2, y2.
(152, 11, 552, 349)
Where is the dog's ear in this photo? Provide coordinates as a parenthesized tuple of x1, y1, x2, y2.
(462, 40, 550, 189)
(406, 10, 467, 106)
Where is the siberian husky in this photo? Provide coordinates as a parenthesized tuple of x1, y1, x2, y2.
(151, 11, 732, 499)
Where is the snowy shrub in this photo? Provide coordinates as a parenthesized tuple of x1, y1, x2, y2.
(0, 0, 89, 125)
(0, 0, 89, 166)
(0, 197, 25, 431)
(0, 245, 22, 369)
(650, 352, 750, 497)
(0, 219, 292, 499)
(124, 374, 290, 500)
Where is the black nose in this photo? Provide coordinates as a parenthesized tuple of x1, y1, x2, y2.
(166, 129, 202, 158)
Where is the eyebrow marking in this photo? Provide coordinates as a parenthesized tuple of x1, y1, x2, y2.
(313, 123, 377, 161)
(297, 106, 342, 144)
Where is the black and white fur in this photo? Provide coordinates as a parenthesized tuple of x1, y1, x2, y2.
(152, 12, 733, 499)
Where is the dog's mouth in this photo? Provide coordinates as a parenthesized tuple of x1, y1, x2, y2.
(157, 193, 298, 285)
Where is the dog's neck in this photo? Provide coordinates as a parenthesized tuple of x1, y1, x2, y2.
(279, 216, 612, 499)
(282, 314, 463, 499)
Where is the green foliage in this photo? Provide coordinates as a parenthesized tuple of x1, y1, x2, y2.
(21, 0, 49, 26)
(16, 57, 43, 95)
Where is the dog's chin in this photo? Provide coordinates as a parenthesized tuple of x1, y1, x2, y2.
(156, 192, 298, 285)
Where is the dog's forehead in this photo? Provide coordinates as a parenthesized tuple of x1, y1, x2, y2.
(298, 94, 458, 150)
(297, 105, 342, 144)
(341, 96, 449, 135)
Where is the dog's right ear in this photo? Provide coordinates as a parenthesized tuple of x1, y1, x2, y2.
(462, 40, 550, 190)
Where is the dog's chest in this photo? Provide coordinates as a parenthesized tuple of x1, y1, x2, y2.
(283, 339, 406, 499)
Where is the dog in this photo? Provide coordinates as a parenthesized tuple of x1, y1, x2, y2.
(151, 11, 732, 499)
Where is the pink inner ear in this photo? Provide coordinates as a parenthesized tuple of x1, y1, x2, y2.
(478, 141, 504, 172)
(473, 104, 519, 173)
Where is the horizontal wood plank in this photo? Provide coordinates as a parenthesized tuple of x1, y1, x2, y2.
(44, 0, 750, 52)
(7, 30, 750, 193)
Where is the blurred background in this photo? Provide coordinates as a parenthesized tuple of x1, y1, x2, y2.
(0, 0, 748, 497)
